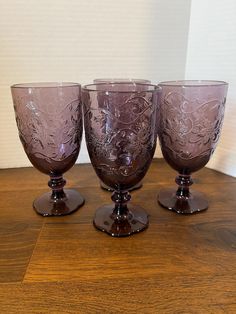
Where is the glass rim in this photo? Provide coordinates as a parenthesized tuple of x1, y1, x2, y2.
(11, 82, 81, 89)
(158, 80, 228, 87)
(83, 82, 160, 93)
(93, 78, 151, 83)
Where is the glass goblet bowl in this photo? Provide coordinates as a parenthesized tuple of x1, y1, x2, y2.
(93, 78, 152, 192)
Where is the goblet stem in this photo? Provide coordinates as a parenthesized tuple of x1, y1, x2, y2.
(111, 190, 131, 216)
(48, 175, 66, 200)
(93, 189, 148, 237)
(33, 174, 84, 216)
(175, 174, 193, 198)
(158, 173, 208, 214)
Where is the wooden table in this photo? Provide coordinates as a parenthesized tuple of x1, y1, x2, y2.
(0, 159, 236, 313)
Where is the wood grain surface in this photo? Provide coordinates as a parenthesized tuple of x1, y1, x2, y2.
(0, 159, 236, 313)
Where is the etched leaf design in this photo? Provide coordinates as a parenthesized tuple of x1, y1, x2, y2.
(160, 91, 225, 160)
(84, 92, 155, 178)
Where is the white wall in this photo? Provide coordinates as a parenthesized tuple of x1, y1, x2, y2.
(0, 0, 191, 168)
(185, 0, 236, 176)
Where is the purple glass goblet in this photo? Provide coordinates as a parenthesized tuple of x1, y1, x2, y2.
(158, 80, 228, 214)
(11, 82, 85, 216)
(83, 83, 159, 237)
(93, 78, 151, 192)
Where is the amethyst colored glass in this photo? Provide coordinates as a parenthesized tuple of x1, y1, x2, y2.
(11, 82, 84, 216)
(83, 83, 159, 237)
(93, 78, 151, 192)
(158, 80, 228, 214)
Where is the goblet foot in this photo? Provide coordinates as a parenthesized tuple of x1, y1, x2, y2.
(33, 189, 85, 216)
(93, 204, 149, 237)
(100, 181, 143, 192)
(158, 187, 208, 214)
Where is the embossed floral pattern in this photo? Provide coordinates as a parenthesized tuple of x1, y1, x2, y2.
(83, 89, 158, 187)
(159, 90, 226, 161)
(13, 91, 82, 164)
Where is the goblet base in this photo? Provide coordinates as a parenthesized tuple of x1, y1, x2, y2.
(33, 189, 85, 216)
(158, 187, 208, 214)
(93, 204, 149, 237)
(100, 181, 143, 192)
